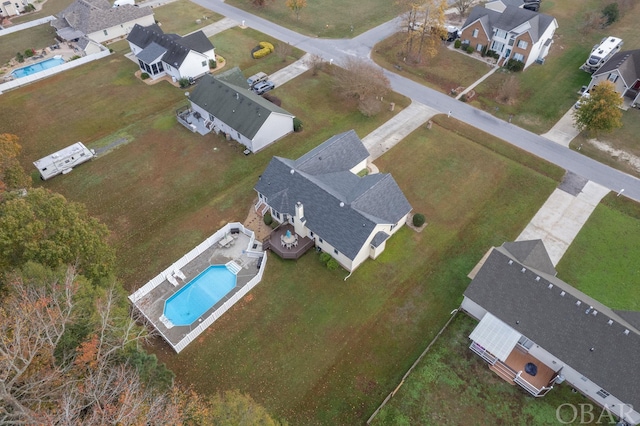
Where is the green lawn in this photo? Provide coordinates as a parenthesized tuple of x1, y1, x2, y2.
(372, 34, 493, 94)
(0, 23, 56, 67)
(152, 0, 223, 35)
(9, 0, 75, 24)
(373, 314, 599, 425)
(225, 0, 403, 38)
(556, 194, 640, 311)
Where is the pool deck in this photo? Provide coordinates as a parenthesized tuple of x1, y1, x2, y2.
(130, 223, 266, 352)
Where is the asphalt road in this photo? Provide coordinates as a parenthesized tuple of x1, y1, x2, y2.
(193, 0, 640, 202)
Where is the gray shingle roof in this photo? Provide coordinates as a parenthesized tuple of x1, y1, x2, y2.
(371, 231, 390, 248)
(594, 49, 640, 86)
(127, 24, 213, 68)
(254, 132, 411, 260)
(137, 42, 166, 64)
(52, 0, 153, 35)
(188, 73, 293, 140)
(464, 242, 640, 410)
(462, 5, 555, 44)
(501, 240, 556, 276)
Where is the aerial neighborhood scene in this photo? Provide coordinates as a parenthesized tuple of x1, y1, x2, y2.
(1, 0, 640, 423)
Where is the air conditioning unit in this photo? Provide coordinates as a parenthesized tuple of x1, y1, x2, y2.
(535, 58, 545, 65)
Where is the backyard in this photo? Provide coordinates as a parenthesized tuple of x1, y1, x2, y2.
(0, 22, 56, 66)
(151, 0, 223, 35)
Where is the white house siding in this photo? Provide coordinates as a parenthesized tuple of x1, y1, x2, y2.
(588, 70, 627, 98)
(250, 113, 294, 152)
(524, 21, 557, 69)
(349, 218, 408, 271)
(82, 40, 103, 56)
(177, 51, 209, 79)
(461, 296, 488, 319)
(88, 14, 155, 43)
(313, 236, 354, 271)
(349, 158, 368, 175)
(369, 240, 386, 259)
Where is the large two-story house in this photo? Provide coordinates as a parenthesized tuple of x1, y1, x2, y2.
(459, 5, 557, 69)
(462, 240, 640, 425)
(254, 130, 412, 272)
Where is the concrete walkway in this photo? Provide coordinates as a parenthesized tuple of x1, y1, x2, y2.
(269, 53, 311, 87)
(362, 101, 439, 160)
(541, 107, 580, 147)
(456, 65, 499, 100)
(517, 178, 610, 266)
(198, 17, 237, 37)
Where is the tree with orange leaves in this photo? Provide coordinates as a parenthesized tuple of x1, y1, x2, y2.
(0, 133, 30, 195)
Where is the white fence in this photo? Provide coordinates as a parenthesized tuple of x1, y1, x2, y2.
(0, 49, 111, 94)
(0, 16, 55, 36)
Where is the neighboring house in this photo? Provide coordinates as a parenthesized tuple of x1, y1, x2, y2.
(0, 0, 29, 17)
(461, 240, 640, 425)
(77, 36, 104, 56)
(178, 68, 294, 153)
(51, 0, 154, 44)
(587, 49, 640, 108)
(459, 5, 557, 69)
(254, 130, 412, 272)
(484, 0, 524, 13)
(126, 23, 215, 81)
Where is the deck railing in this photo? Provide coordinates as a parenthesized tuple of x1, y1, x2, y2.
(515, 371, 552, 397)
(470, 341, 498, 365)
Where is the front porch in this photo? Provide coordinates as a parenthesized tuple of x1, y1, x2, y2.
(264, 223, 315, 260)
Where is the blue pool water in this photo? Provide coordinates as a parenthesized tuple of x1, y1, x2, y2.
(11, 57, 65, 78)
(164, 265, 237, 326)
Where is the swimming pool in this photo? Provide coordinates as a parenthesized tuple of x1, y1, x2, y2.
(163, 265, 237, 326)
(11, 57, 65, 78)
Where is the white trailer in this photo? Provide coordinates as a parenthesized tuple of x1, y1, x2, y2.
(581, 36, 623, 73)
(33, 142, 95, 180)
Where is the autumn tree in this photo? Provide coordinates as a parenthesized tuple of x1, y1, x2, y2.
(0, 133, 31, 196)
(0, 187, 115, 281)
(333, 57, 390, 116)
(397, 0, 447, 63)
(574, 81, 623, 136)
(285, 0, 306, 21)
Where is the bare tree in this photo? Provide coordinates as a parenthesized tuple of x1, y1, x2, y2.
(275, 42, 293, 62)
(579, 11, 605, 35)
(333, 57, 390, 116)
(454, 0, 473, 16)
(496, 76, 520, 105)
(305, 54, 325, 76)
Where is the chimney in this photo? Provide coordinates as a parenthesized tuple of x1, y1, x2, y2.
(295, 201, 304, 221)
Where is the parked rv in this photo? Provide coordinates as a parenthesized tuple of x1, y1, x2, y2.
(581, 36, 623, 73)
(33, 142, 96, 180)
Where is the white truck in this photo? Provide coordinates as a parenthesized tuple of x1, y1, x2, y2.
(33, 142, 95, 180)
(581, 36, 623, 73)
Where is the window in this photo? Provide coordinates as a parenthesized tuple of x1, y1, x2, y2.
(151, 63, 158, 74)
(495, 29, 507, 39)
(608, 73, 618, 83)
(513, 53, 525, 62)
(202, 61, 207, 67)
(596, 389, 610, 399)
(310, 231, 314, 238)
(517, 40, 528, 49)
(103, 30, 108, 36)
(158, 62, 164, 72)
(319, 238, 323, 243)
(334, 249, 339, 255)
(476, 44, 483, 52)
(472, 29, 479, 38)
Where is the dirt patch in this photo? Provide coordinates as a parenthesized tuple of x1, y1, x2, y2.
(588, 138, 640, 173)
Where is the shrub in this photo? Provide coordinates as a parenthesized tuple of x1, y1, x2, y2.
(293, 117, 303, 132)
(16, 52, 24, 63)
(68, 55, 81, 61)
(252, 41, 275, 59)
(465, 45, 474, 54)
(326, 259, 339, 271)
(24, 3, 35, 11)
(505, 59, 524, 72)
(24, 49, 35, 58)
(209, 58, 217, 69)
(262, 93, 282, 106)
(263, 211, 273, 226)
(459, 94, 468, 102)
(252, 48, 272, 59)
(178, 77, 190, 88)
(454, 39, 462, 49)
(481, 45, 488, 57)
(602, 3, 619, 26)
(413, 213, 426, 227)
(319, 252, 331, 265)
(140, 72, 150, 80)
(259, 41, 274, 52)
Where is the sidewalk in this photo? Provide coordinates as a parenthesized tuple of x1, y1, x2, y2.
(362, 101, 439, 160)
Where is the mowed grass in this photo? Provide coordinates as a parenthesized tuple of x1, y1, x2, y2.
(374, 314, 598, 425)
(9, 0, 75, 24)
(152, 0, 223, 35)
(0, 23, 57, 66)
(556, 194, 640, 311)
(225, 0, 403, 38)
(459, 0, 640, 134)
(372, 34, 492, 94)
(211, 27, 305, 78)
(147, 117, 560, 424)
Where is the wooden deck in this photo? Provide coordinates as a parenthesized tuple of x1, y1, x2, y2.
(503, 346, 556, 390)
(265, 223, 315, 260)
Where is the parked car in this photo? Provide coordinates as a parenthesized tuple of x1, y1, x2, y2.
(247, 72, 268, 88)
(574, 92, 590, 109)
(253, 80, 275, 95)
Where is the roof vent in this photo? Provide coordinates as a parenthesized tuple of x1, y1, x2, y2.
(576, 300, 582, 306)
(547, 283, 553, 289)
(508, 260, 513, 265)
(521, 267, 526, 273)
(535, 276, 541, 282)
(585, 306, 593, 314)
(235, 92, 239, 99)
(590, 347, 595, 352)
(339, 202, 344, 207)
(560, 291, 566, 296)
(624, 329, 630, 335)
(607, 319, 613, 325)
(362, 223, 366, 227)
(290, 169, 294, 175)
(592, 310, 598, 316)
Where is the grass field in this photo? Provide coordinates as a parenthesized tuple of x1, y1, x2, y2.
(9, 0, 75, 24)
(0, 23, 56, 67)
(470, 0, 640, 133)
(373, 314, 598, 425)
(152, 0, 223, 35)
(225, 0, 403, 38)
(372, 34, 493, 94)
(556, 194, 640, 311)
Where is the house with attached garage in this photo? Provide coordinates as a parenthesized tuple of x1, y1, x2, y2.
(253, 130, 412, 272)
(462, 240, 640, 425)
(177, 68, 295, 153)
(51, 0, 154, 44)
(459, 5, 557, 69)
(126, 23, 215, 81)
(0, 0, 30, 18)
(587, 49, 640, 109)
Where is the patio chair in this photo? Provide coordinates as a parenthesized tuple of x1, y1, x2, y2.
(293, 240, 298, 247)
(166, 273, 179, 287)
(173, 269, 186, 281)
